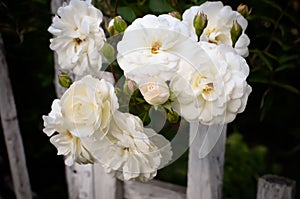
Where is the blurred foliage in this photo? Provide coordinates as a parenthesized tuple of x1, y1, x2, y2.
(0, 0, 300, 199)
(223, 130, 268, 199)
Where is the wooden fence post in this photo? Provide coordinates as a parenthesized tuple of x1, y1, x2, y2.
(0, 35, 32, 199)
(257, 174, 296, 199)
(187, 122, 227, 199)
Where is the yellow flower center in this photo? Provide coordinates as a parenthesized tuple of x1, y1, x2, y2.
(73, 38, 87, 53)
(151, 41, 162, 54)
(192, 73, 214, 94)
(123, 147, 130, 151)
(67, 130, 73, 139)
(74, 38, 83, 45)
(147, 83, 156, 91)
(203, 82, 214, 93)
(205, 28, 219, 44)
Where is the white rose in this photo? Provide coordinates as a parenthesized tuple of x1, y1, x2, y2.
(42, 99, 65, 137)
(182, 1, 250, 57)
(117, 14, 195, 84)
(42, 99, 95, 166)
(170, 43, 251, 124)
(87, 111, 172, 182)
(139, 79, 170, 105)
(48, 0, 106, 76)
(61, 75, 119, 137)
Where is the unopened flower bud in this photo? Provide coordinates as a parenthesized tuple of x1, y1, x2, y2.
(237, 4, 251, 18)
(230, 20, 243, 46)
(169, 11, 182, 20)
(193, 12, 208, 39)
(58, 73, 72, 88)
(167, 111, 179, 123)
(139, 79, 170, 106)
(108, 19, 117, 36)
(124, 79, 137, 95)
(113, 16, 127, 33)
(102, 42, 115, 63)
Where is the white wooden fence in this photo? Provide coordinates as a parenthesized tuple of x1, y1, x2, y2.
(0, 35, 32, 199)
(0, 1, 296, 199)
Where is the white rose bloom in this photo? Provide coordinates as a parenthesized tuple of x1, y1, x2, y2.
(61, 75, 119, 138)
(117, 14, 194, 84)
(88, 111, 172, 182)
(182, 1, 250, 57)
(139, 78, 170, 105)
(43, 99, 65, 137)
(170, 43, 251, 124)
(42, 99, 94, 166)
(48, 0, 106, 76)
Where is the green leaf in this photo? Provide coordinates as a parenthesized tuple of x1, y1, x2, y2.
(278, 55, 299, 64)
(260, 89, 273, 121)
(251, 49, 273, 71)
(283, 12, 300, 28)
(139, 110, 151, 125)
(250, 15, 276, 27)
(263, 51, 278, 62)
(149, 0, 174, 14)
(101, 43, 115, 63)
(163, 101, 173, 113)
(261, 0, 282, 12)
(270, 82, 300, 94)
(247, 75, 269, 84)
(275, 64, 296, 72)
(117, 6, 136, 23)
(271, 37, 291, 51)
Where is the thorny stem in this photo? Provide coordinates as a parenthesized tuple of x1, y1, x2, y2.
(114, 0, 119, 17)
(264, 3, 290, 52)
(104, 0, 113, 16)
(170, 0, 180, 12)
(109, 63, 118, 85)
(250, 3, 290, 72)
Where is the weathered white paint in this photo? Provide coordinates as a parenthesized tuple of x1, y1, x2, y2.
(66, 164, 94, 199)
(94, 164, 123, 199)
(257, 175, 296, 199)
(0, 35, 32, 199)
(124, 179, 186, 199)
(65, 163, 123, 199)
(187, 122, 227, 199)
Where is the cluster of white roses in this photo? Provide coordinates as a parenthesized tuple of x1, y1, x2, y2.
(44, 0, 252, 182)
(43, 75, 172, 181)
(117, 1, 252, 124)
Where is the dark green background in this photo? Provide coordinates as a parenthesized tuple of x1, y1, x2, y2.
(0, 0, 299, 198)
